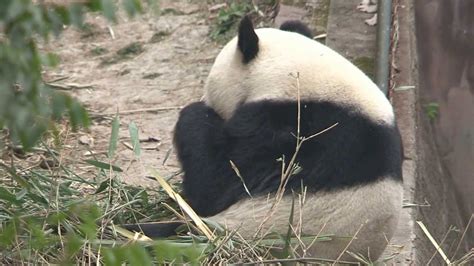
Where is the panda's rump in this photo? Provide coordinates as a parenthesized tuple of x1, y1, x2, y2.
(210, 99, 403, 260)
(211, 177, 403, 261)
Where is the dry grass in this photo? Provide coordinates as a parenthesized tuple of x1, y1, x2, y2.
(1, 68, 471, 264)
(417, 216, 474, 265)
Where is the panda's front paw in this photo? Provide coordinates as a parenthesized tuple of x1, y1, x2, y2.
(178, 101, 220, 122)
(179, 101, 208, 116)
(175, 102, 224, 141)
(176, 102, 216, 130)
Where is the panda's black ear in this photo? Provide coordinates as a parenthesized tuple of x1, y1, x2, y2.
(280, 20, 313, 38)
(238, 15, 259, 63)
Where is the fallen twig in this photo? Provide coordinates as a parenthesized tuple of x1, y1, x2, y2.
(122, 141, 134, 151)
(417, 220, 451, 264)
(47, 82, 94, 90)
(107, 25, 115, 39)
(252, 257, 359, 265)
(91, 106, 183, 117)
(452, 214, 473, 260)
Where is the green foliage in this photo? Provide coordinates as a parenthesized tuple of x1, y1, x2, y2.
(0, 0, 146, 150)
(425, 102, 439, 121)
(101, 241, 206, 265)
(0, 137, 192, 264)
(210, 1, 253, 42)
(107, 115, 120, 158)
(84, 159, 123, 172)
(128, 121, 141, 157)
(0, 119, 362, 264)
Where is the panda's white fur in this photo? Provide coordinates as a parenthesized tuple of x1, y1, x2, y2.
(204, 28, 394, 125)
(124, 17, 403, 263)
(210, 178, 402, 261)
(201, 21, 402, 261)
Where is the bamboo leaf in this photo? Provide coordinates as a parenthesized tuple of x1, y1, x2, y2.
(128, 122, 141, 157)
(108, 115, 120, 158)
(84, 159, 123, 172)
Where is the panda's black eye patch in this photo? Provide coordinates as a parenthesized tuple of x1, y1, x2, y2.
(280, 20, 313, 38)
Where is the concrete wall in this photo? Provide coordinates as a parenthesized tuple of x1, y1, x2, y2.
(415, 0, 474, 224)
(414, 0, 474, 256)
(326, 0, 473, 263)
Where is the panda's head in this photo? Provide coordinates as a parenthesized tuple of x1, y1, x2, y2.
(204, 16, 394, 124)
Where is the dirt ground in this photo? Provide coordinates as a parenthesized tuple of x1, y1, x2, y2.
(44, 0, 327, 186)
(45, 0, 222, 185)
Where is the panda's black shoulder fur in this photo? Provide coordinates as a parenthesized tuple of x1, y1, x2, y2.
(174, 100, 403, 217)
(279, 20, 313, 38)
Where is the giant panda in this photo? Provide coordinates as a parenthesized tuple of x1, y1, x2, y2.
(127, 16, 403, 261)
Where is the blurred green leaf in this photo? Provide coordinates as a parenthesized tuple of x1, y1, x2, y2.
(26, 192, 49, 205)
(128, 122, 141, 157)
(123, 0, 143, 17)
(68, 4, 85, 27)
(425, 102, 439, 121)
(153, 241, 206, 263)
(52, 5, 70, 24)
(86, 0, 102, 11)
(64, 233, 83, 262)
(108, 115, 120, 158)
(74, 203, 102, 238)
(127, 244, 153, 266)
(28, 220, 49, 249)
(102, 247, 124, 266)
(0, 0, 154, 151)
(0, 218, 19, 247)
(67, 98, 90, 130)
(210, 2, 252, 42)
(95, 179, 112, 194)
(40, 53, 60, 67)
(84, 159, 123, 172)
(0, 187, 21, 205)
(0, 1, 12, 18)
(0, 0, 180, 264)
(100, 0, 117, 21)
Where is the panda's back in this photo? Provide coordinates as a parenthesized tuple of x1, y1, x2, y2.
(193, 18, 403, 262)
(207, 28, 395, 125)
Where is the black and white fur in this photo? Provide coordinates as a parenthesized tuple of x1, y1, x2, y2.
(127, 17, 403, 261)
